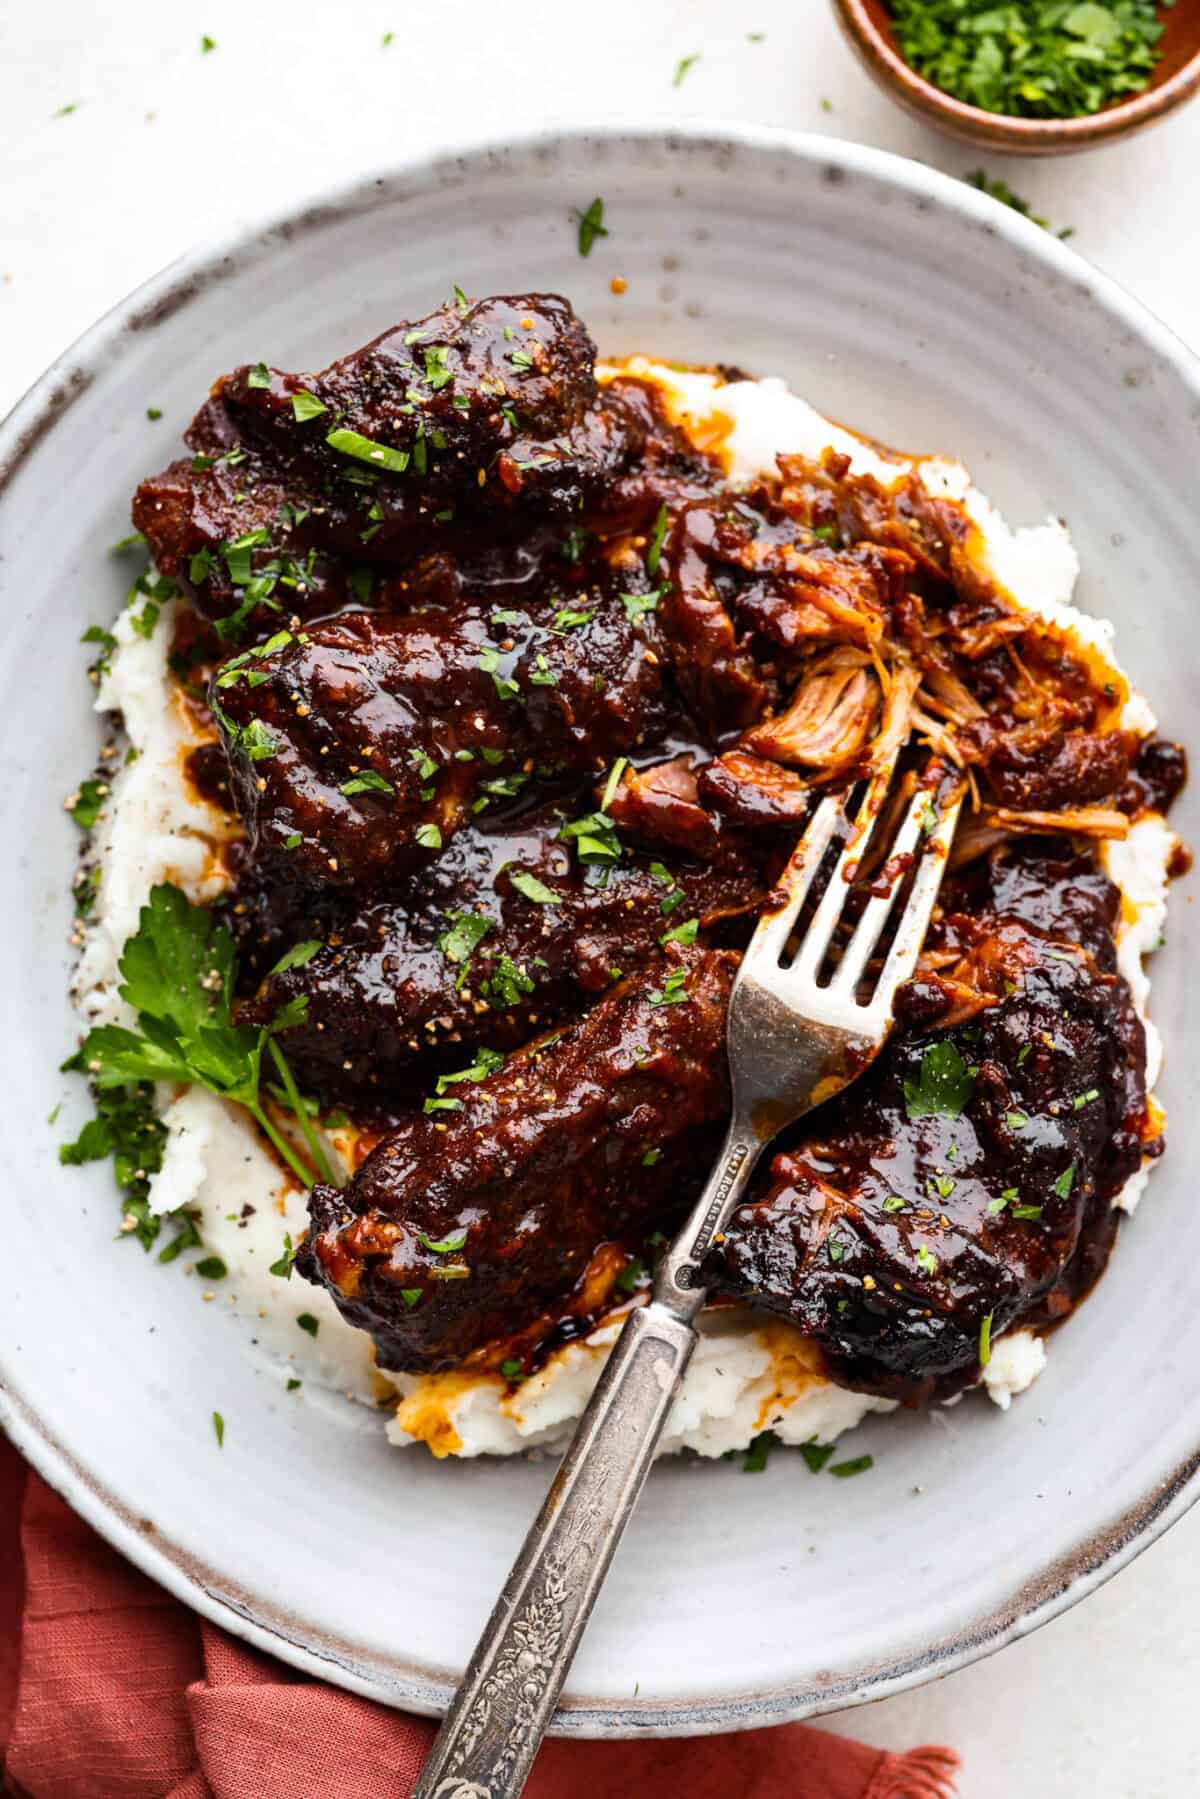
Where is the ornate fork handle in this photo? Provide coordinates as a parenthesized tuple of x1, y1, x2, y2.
(411, 1127, 761, 1799)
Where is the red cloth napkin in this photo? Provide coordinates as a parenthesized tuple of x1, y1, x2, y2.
(0, 1435, 958, 1799)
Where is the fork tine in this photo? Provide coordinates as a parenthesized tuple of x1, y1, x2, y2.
(787, 769, 892, 984)
(826, 784, 938, 996)
(871, 787, 964, 1006)
(749, 793, 844, 962)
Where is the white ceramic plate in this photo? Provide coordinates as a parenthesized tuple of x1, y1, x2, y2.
(2, 124, 1199, 1736)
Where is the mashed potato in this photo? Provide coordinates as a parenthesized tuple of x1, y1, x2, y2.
(73, 363, 1175, 1458)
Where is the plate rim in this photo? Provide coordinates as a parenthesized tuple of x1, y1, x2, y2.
(3, 117, 1200, 1738)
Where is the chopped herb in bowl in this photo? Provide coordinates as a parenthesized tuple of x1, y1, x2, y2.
(887, 0, 1172, 118)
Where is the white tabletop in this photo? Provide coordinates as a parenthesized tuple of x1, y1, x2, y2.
(3, 1, 1197, 1791)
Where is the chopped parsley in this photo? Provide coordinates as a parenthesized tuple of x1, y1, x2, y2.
(68, 777, 109, 831)
(673, 52, 701, 85)
(247, 362, 271, 389)
(800, 1441, 835, 1474)
(571, 196, 608, 257)
(340, 770, 395, 797)
(645, 504, 669, 576)
(431, 1047, 504, 1105)
(968, 171, 1076, 238)
(59, 1080, 168, 1250)
(418, 1228, 469, 1255)
(325, 426, 410, 474)
(269, 1234, 296, 1279)
(508, 868, 562, 904)
(916, 1243, 939, 1276)
(212, 1410, 225, 1446)
(270, 940, 322, 977)
(291, 389, 327, 422)
(616, 1256, 646, 1294)
(1053, 1162, 1076, 1199)
(621, 590, 659, 622)
(742, 1430, 775, 1473)
(882, 1194, 907, 1214)
(559, 810, 622, 867)
(660, 917, 699, 947)
(648, 967, 689, 1008)
(195, 1255, 227, 1282)
(296, 1313, 320, 1337)
(480, 954, 535, 1010)
(903, 1040, 975, 1120)
(437, 910, 492, 979)
(979, 1310, 994, 1367)
(890, 0, 1167, 119)
(829, 1454, 873, 1479)
(478, 645, 521, 703)
(415, 822, 443, 850)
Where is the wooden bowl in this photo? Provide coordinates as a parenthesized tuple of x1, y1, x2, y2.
(833, 0, 1200, 152)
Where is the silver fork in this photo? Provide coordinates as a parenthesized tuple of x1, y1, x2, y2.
(412, 768, 963, 1799)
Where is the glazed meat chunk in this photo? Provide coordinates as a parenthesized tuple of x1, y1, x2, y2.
(131, 295, 692, 632)
(238, 829, 763, 1099)
(212, 580, 670, 886)
(298, 947, 736, 1370)
(706, 848, 1149, 1397)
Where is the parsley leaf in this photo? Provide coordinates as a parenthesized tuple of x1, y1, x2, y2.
(903, 1041, 975, 1120)
(571, 196, 608, 257)
(291, 389, 327, 422)
(507, 868, 563, 905)
(325, 427, 410, 473)
(73, 884, 337, 1190)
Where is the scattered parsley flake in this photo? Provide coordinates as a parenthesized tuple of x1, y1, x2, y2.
(660, 917, 699, 947)
(296, 1313, 320, 1337)
(829, 1454, 873, 1479)
(979, 1311, 994, 1366)
(800, 1441, 835, 1474)
(438, 911, 492, 974)
(508, 868, 562, 905)
(418, 1228, 469, 1255)
(291, 389, 327, 422)
(649, 968, 690, 1008)
(673, 52, 701, 86)
(212, 1410, 224, 1445)
(326, 426, 410, 473)
(742, 1430, 775, 1473)
(340, 770, 395, 797)
(645, 503, 669, 576)
(269, 1234, 296, 1279)
(270, 939, 322, 976)
(572, 196, 608, 257)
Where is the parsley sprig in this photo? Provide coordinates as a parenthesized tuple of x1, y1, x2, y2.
(74, 884, 340, 1190)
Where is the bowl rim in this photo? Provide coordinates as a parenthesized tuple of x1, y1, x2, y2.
(832, 0, 1200, 149)
(4, 118, 1200, 1737)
